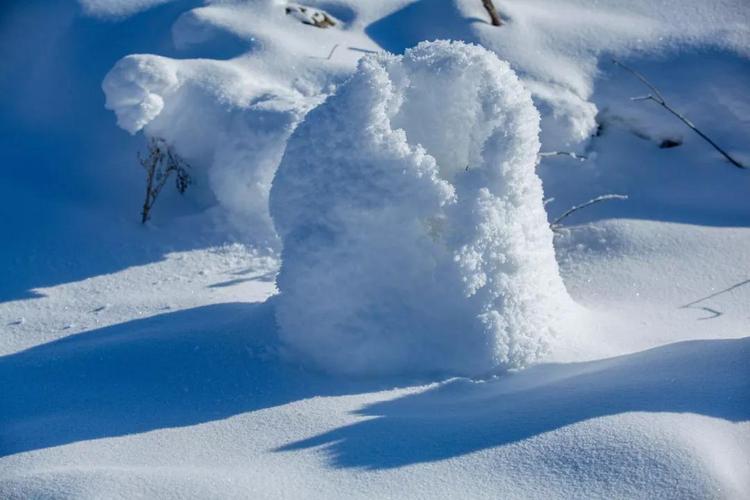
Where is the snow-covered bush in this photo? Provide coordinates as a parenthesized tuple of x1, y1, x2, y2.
(102, 55, 312, 243)
(270, 40, 573, 376)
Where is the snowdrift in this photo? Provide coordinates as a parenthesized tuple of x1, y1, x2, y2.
(271, 41, 573, 376)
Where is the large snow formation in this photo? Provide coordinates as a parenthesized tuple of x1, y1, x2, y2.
(270, 41, 573, 376)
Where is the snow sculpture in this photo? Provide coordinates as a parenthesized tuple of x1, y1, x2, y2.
(270, 40, 572, 375)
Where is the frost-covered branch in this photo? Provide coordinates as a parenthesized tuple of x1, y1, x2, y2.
(612, 59, 746, 170)
(482, 0, 502, 26)
(550, 194, 628, 231)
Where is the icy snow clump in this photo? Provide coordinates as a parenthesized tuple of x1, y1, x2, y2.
(270, 41, 573, 376)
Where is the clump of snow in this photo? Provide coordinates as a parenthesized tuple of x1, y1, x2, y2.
(102, 54, 314, 242)
(102, 56, 180, 135)
(270, 40, 573, 376)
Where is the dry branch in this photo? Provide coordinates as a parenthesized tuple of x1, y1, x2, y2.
(139, 137, 191, 224)
(482, 0, 502, 26)
(613, 59, 745, 170)
(550, 194, 628, 231)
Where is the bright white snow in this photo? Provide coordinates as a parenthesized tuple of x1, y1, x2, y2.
(271, 40, 573, 375)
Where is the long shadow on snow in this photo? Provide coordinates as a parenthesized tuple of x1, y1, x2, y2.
(0, 299, 391, 457)
(3, 296, 747, 465)
(278, 336, 750, 469)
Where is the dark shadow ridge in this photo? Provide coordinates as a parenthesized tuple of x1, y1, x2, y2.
(0, 299, 393, 457)
(278, 337, 750, 469)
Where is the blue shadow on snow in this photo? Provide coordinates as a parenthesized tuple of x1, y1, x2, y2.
(1, 296, 747, 467)
(0, 299, 392, 457)
(277, 336, 750, 469)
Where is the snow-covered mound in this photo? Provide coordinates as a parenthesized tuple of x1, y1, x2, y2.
(271, 41, 573, 376)
(102, 54, 312, 243)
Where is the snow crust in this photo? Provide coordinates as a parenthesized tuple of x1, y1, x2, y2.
(271, 41, 572, 376)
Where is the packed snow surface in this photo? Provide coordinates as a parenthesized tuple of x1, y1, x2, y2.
(271, 41, 572, 375)
(1, 0, 749, 498)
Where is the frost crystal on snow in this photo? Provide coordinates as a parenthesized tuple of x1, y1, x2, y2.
(270, 41, 572, 376)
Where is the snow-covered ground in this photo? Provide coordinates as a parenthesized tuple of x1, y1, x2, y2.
(1, 0, 748, 498)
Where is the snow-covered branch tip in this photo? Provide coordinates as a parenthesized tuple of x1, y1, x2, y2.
(482, 0, 502, 26)
(550, 194, 628, 232)
(612, 59, 746, 170)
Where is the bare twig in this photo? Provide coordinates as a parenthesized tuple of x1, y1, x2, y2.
(539, 151, 587, 162)
(679, 278, 750, 320)
(347, 47, 378, 55)
(482, 0, 502, 26)
(612, 59, 745, 170)
(326, 44, 339, 60)
(139, 137, 191, 224)
(286, 5, 337, 28)
(550, 194, 628, 230)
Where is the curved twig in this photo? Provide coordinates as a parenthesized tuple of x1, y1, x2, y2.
(550, 194, 628, 230)
(482, 0, 502, 26)
(613, 59, 745, 170)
